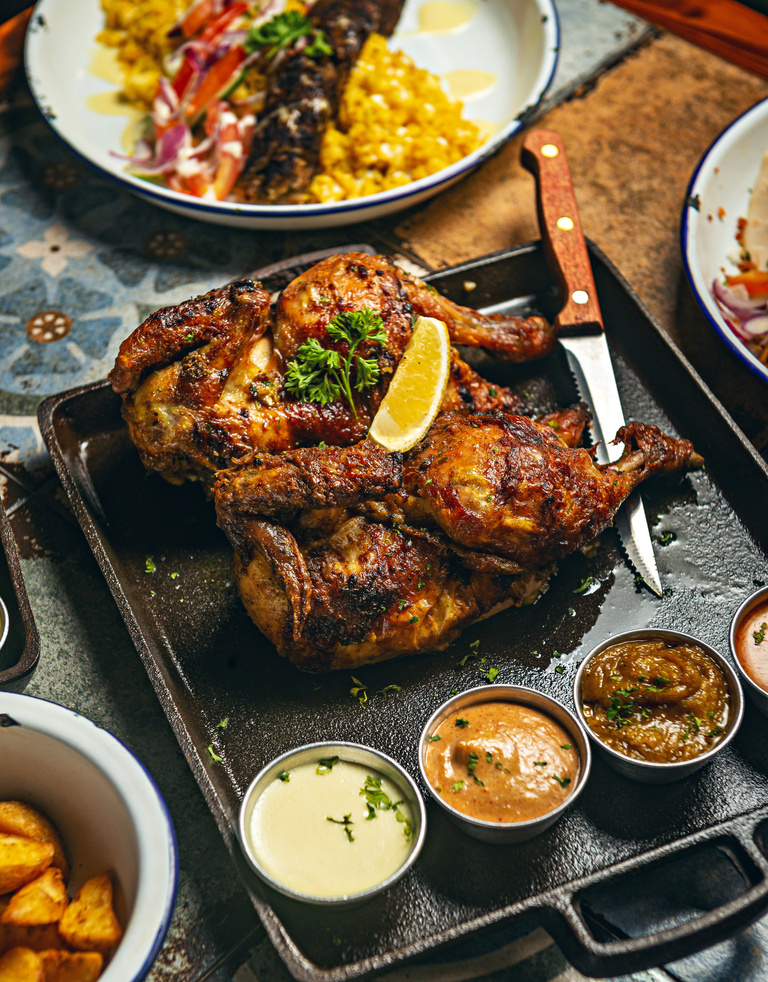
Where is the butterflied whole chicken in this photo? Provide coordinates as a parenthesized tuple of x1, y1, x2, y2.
(214, 409, 703, 671)
(109, 253, 555, 486)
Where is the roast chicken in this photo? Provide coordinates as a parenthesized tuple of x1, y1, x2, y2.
(109, 252, 555, 487)
(214, 412, 703, 671)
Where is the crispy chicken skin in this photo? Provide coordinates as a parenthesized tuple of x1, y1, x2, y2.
(109, 253, 554, 486)
(214, 412, 702, 671)
(233, 0, 406, 204)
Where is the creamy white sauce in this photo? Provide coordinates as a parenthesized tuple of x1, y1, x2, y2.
(247, 759, 415, 897)
(744, 151, 768, 270)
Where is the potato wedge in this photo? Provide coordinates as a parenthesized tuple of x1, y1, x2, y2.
(2, 868, 69, 926)
(0, 923, 66, 957)
(41, 950, 104, 982)
(58, 874, 122, 953)
(0, 804, 69, 880)
(0, 946, 44, 982)
(0, 835, 55, 894)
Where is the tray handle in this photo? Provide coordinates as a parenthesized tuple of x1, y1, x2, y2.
(539, 816, 768, 977)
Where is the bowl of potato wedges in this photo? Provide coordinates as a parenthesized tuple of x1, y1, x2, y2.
(0, 691, 177, 981)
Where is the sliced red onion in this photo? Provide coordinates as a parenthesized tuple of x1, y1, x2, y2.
(740, 314, 768, 338)
(711, 277, 768, 320)
(113, 124, 191, 175)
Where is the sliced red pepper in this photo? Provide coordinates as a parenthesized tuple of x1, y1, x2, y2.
(178, 0, 218, 39)
(725, 270, 768, 299)
(183, 44, 248, 122)
(198, 2, 248, 45)
(172, 49, 201, 99)
(212, 117, 246, 200)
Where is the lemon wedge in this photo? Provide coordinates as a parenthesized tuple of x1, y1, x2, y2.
(367, 315, 451, 452)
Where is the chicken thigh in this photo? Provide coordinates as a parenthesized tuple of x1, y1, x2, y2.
(214, 410, 702, 670)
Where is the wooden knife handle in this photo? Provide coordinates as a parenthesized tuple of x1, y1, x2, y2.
(521, 128, 604, 336)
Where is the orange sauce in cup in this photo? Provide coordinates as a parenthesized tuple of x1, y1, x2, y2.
(735, 599, 768, 691)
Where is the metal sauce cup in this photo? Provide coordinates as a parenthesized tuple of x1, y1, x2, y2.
(418, 684, 591, 844)
(574, 629, 744, 783)
(730, 585, 768, 717)
(238, 742, 426, 906)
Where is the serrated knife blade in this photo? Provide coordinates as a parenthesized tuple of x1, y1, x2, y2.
(521, 128, 663, 596)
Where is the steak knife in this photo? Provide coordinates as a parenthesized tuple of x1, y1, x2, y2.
(521, 128, 663, 596)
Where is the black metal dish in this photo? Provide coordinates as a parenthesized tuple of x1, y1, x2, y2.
(0, 500, 40, 692)
(38, 242, 768, 980)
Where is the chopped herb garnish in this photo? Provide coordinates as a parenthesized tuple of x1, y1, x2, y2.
(409, 615, 419, 624)
(467, 752, 484, 786)
(277, 770, 290, 782)
(427, 734, 441, 742)
(144, 557, 156, 574)
(553, 775, 571, 788)
(216, 717, 228, 730)
(246, 10, 332, 59)
(284, 308, 386, 417)
(360, 775, 413, 838)
(480, 665, 500, 683)
(350, 676, 368, 708)
(450, 780, 465, 792)
(533, 761, 548, 767)
(754, 622, 767, 645)
(573, 576, 593, 594)
(206, 744, 222, 764)
(316, 756, 340, 775)
(554, 665, 565, 675)
(561, 744, 572, 751)
(606, 686, 640, 727)
(327, 814, 354, 842)
(455, 718, 470, 728)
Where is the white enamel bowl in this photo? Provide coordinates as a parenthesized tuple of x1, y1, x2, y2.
(24, 0, 559, 230)
(0, 691, 177, 981)
(681, 95, 768, 385)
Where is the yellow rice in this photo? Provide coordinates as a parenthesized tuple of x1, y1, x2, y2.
(98, 1, 482, 201)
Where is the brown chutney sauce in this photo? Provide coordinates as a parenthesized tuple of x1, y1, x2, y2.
(422, 701, 580, 823)
(734, 599, 768, 691)
(579, 637, 731, 763)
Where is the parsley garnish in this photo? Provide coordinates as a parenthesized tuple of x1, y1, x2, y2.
(573, 576, 593, 594)
(327, 814, 354, 841)
(277, 770, 290, 782)
(360, 775, 412, 838)
(450, 780, 465, 792)
(553, 775, 571, 788)
(754, 622, 767, 645)
(467, 752, 484, 786)
(316, 756, 340, 775)
(144, 557, 156, 574)
(427, 734, 441, 742)
(455, 718, 469, 728)
(246, 11, 332, 59)
(206, 744, 222, 764)
(284, 308, 386, 417)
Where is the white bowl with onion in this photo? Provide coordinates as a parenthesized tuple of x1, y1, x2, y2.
(682, 95, 768, 384)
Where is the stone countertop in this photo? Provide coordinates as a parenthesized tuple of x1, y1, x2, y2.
(1, 2, 768, 980)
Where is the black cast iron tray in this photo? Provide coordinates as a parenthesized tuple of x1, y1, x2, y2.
(0, 499, 40, 692)
(38, 241, 768, 981)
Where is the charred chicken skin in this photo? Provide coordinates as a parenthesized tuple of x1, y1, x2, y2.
(214, 411, 703, 671)
(233, 0, 406, 204)
(109, 253, 555, 486)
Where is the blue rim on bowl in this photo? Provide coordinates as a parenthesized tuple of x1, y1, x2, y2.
(24, 0, 560, 230)
(681, 95, 768, 385)
(0, 691, 178, 982)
